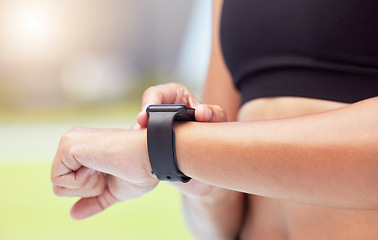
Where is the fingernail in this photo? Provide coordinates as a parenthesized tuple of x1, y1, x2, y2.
(198, 105, 211, 120)
(206, 107, 212, 120)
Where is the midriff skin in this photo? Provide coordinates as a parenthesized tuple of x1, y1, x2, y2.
(237, 97, 378, 240)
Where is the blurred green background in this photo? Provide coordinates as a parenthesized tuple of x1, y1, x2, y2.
(0, 0, 212, 239)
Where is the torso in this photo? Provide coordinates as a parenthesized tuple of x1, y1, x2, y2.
(219, 0, 378, 238)
(237, 97, 378, 240)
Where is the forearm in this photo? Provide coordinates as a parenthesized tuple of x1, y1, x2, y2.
(175, 97, 378, 209)
(183, 188, 245, 240)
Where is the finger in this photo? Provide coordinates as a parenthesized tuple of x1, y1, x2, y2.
(136, 85, 172, 128)
(53, 171, 106, 197)
(195, 104, 227, 122)
(51, 166, 92, 189)
(137, 83, 201, 128)
(195, 105, 212, 122)
(206, 105, 228, 122)
(138, 103, 227, 128)
(141, 83, 199, 108)
(70, 187, 120, 220)
(51, 130, 90, 188)
(136, 109, 149, 128)
(169, 179, 214, 197)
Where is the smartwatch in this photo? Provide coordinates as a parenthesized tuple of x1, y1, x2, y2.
(146, 104, 195, 183)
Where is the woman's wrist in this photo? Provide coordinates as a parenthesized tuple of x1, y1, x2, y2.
(174, 121, 212, 181)
(93, 127, 156, 186)
(131, 128, 158, 185)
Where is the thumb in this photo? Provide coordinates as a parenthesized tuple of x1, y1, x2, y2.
(136, 105, 150, 128)
(70, 187, 119, 220)
(195, 104, 227, 122)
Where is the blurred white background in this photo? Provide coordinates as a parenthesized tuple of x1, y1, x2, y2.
(0, 0, 211, 108)
(0, 2, 212, 239)
(0, 0, 212, 164)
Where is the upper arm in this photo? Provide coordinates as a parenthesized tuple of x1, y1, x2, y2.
(203, 0, 241, 122)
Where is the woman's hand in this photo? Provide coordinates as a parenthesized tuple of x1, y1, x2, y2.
(51, 82, 228, 221)
(51, 127, 158, 220)
(137, 83, 227, 127)
(136, 82, 227, 197)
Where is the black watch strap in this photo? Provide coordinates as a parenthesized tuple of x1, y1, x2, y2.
(146, 105, 195, 182)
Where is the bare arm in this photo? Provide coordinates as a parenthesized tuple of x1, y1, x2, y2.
(203, 0, 240, 121)
(53, 0, 378, 235)
(175, 97, 378, 210)
(51, 91, 378, 236)
(180, 1, 245, 239)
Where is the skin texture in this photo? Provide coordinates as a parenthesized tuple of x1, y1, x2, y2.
(136, 83, 244, 240)
(51, 0, 378, 239)
(174, 97, 378, 209)
(51, 94, 378, 237)
(51, 83, 231, 221)
(51, 127, 156, 220)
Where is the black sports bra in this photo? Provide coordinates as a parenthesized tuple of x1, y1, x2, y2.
(220, 0, 378, 105)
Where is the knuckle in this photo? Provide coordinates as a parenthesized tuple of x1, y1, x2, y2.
(167, 82, 180, 88)
(96, 188, 117, 210)
(60, 129, 78, 145)
(75, 176, 88, 189)
(67, 144, 80, 159)
(60, 132, 71, 144)
(53, 185, 64, 196)
(142, 86, 156, 98)
(210, 105, 227, 121)
(83, 173, 104, 194)
(59, 128, 89, 163)
(93, 175, 106, 193)
(93, 185, 105, 196)
(170, 82, 184, 88)
(50, 175, 59, 185)
(96, 195, 108, 211)
(60, 133, 81, 158)
(70, 126, 86, 133)
(172, 82, 189, 93)
(214, 105, 222, 111)
(215, 105, 225, 115)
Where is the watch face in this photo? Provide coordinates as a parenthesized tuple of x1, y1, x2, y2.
(146, 104, 195, 121)
(146, 104, 192, 112)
